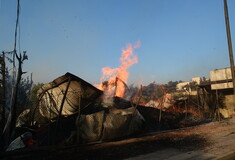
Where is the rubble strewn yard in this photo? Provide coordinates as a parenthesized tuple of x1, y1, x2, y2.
(2, 118, 235, 160)
(1, 72, 235, 160)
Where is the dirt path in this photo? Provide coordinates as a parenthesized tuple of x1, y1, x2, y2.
(126, 118, 235, 160)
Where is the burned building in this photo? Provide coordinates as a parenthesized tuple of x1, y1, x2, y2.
(198, 67, 235, 118)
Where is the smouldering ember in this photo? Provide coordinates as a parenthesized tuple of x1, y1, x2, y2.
(95, 41, 140, 98)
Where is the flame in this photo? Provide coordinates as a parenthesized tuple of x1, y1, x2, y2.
(96, 41, 140, 98)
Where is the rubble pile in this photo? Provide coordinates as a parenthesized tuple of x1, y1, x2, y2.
(6, 73, 205, 151)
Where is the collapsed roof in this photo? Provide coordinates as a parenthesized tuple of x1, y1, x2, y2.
(36, 72, 103, 121)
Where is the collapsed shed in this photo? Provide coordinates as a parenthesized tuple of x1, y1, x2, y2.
(26, 73, 145, 145)
(35, 72, 103, 121)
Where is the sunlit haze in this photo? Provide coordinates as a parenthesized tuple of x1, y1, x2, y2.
(1, 0, 235, 85)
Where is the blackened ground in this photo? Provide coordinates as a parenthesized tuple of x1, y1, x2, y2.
(2, 118, 235, 160)
(48, 134, 208, 160)
(1, 127, 210, 160)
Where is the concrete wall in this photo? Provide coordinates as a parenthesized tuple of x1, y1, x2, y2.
(210, 68, 232, 81)
(192, 77, 201, 84)
(210, 68, 233, 90)
(211, 82, 233, 90)
(220, 95, 235, 118)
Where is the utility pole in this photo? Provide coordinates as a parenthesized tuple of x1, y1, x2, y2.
(224, 0, 235, 96)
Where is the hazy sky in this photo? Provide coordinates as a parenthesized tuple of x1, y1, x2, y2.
(1, 0, 235, 85)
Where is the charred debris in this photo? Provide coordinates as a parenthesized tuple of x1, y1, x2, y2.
(0, 71, 230, 152)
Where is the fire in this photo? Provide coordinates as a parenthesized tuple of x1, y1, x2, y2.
(96, 41, 140, 98)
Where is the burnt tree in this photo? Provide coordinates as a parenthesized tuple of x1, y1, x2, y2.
(0, 53, 5, 133)
(2, 51, 28, 146)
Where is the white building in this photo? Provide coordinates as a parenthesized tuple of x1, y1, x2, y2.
(176, 77, 201, 91)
